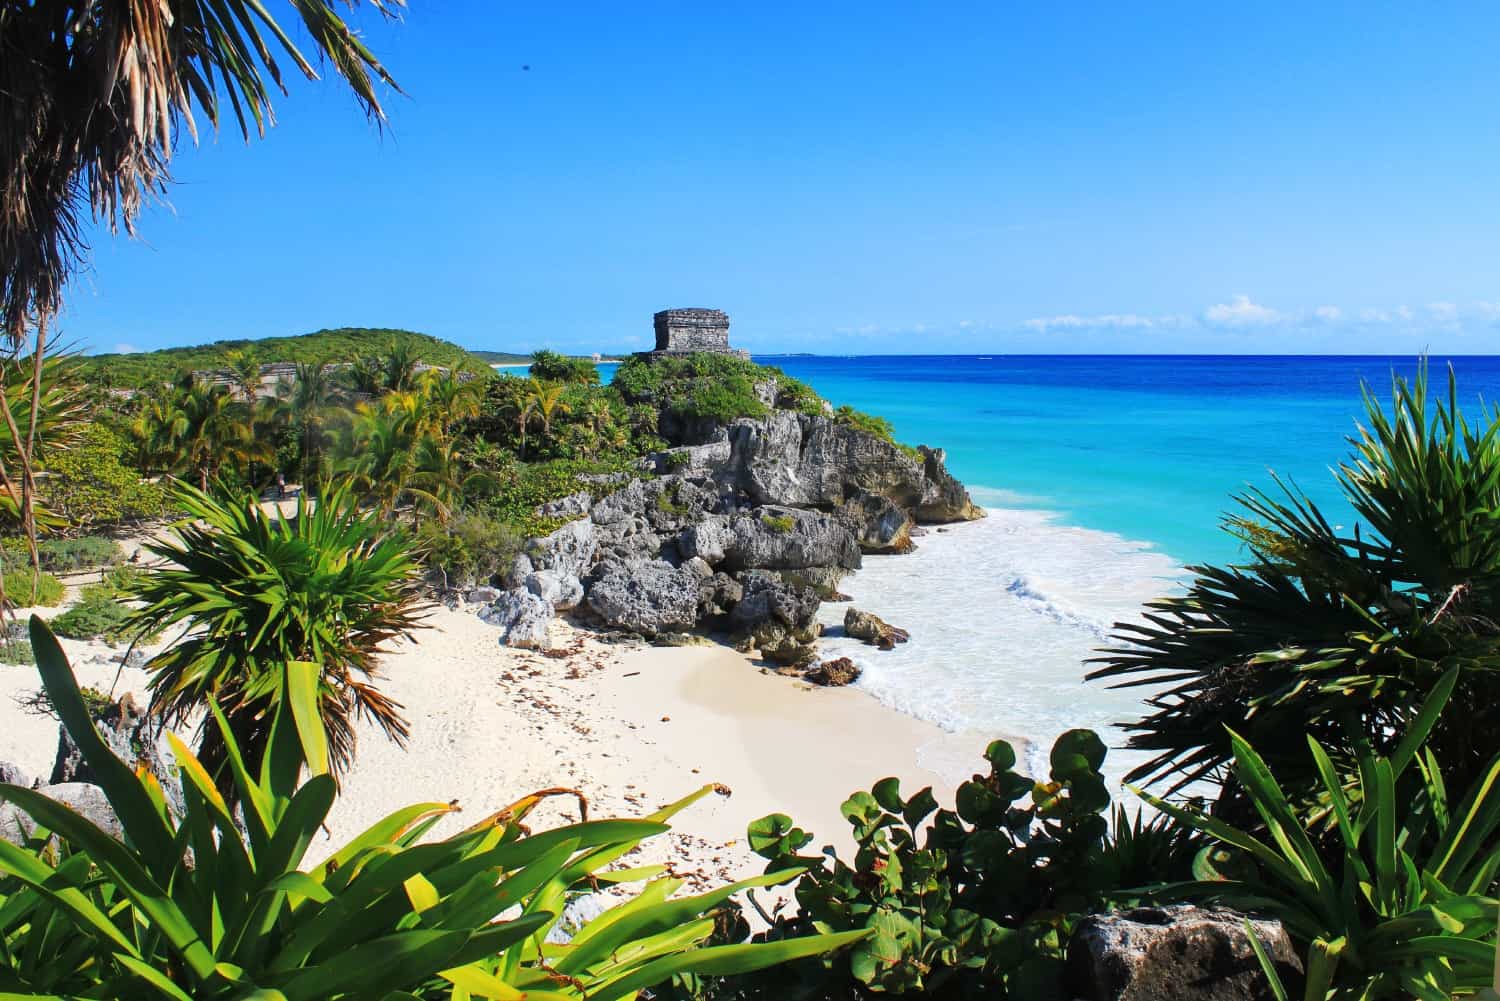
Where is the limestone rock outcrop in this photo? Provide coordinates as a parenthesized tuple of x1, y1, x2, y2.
(1066, 905, 1303, 1001)
(479, 589, 553, 649)
(586, 560, 702, 637)
(844, 607, 910, 650)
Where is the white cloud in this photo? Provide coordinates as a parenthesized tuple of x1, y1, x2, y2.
(1204, 295, 1280, 328)
(1427, 301, 1459, 323)
(113, 343, 140, 354)
(1022, 313, 1164, 332)
(1312, 305, 1342, 323)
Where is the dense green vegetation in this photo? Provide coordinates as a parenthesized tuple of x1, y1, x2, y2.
(80, 327, 492, 387)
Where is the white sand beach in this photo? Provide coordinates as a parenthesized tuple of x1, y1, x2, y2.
(0, 584, 1014, 887)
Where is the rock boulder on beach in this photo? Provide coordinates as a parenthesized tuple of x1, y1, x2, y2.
(479, 589, 553, 649)
(806, 657, 861, 686)
(844, 608, 910, 650)
(585, 561, 701, 637)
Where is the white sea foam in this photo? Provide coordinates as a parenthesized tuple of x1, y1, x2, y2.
(817, 492, 1185, 791)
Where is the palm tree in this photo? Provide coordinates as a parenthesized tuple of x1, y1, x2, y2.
(0, 2, 400, 342)
(335, 397, 421, 518)
(161, 381, 266, 490)
(1090, 364, 1500, 809)
(525, 380, 571, 448)
(0, 1, 401, 583)
(279, 362, 339, 487)
(418, 368, 481, 436)
(131, 482, 427, 783)
(222, 349, 263, 402)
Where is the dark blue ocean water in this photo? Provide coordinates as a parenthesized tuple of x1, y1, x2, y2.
(757, 355, 1500, 566)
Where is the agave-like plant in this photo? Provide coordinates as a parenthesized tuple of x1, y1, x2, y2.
(1135, 668, 1500, 1001)
(132, 481, 428, 782)
(1090, 363, 1500, 805)
(0, 618, 864, 999)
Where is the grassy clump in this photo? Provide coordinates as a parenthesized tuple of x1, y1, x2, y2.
(0, 638, 33, 665)
(1, 535, 122, 573)
(2, 569, 65, 607)
(51, 567, 157, 644)
(761, 513, 796, 533)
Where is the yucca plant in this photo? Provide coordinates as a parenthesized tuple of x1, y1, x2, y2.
(0, 617, 864, 998)
(132, 480, 428, 783)
(1090, 363, 1500, 808)
(1135, 668, 1500, 1000)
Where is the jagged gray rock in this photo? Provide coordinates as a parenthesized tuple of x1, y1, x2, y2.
(1, 782, 124, 844)
(526, 519, 597, 581)
(807, 657, 861, 686)
(1067, 905, 1303, 1001)
(466, 585, 501, 605)
(503, 554, 534, 589)
(525, 570, 584, 612)
(731, 572, 822, 666)
(723, 507, 861, 572)
(479, 589, 553, 649)
(51, 693, 174, 796)
(840, 490, 914, 553)
(844, 608, 910, 649)
(0, 761, 32, 789)
(585, 561, 701, 637)
(536, 490, 592, 519)
(700, 411, 983, 524)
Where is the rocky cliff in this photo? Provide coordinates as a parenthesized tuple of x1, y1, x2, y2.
(475, 371, 983, 667)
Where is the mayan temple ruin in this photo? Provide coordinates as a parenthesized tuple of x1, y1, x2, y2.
(646, 308, 749, 358)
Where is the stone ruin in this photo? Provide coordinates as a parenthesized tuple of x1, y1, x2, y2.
(646, 308, 749, 358)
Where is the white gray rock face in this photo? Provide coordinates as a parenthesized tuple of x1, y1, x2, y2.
(479, 589, 553, 649)
(0, 762, 33, 789)
(525, 570, 584, 612)
(536, 490, 592, 520)
(725, 507, 861, 571)
(527, 519, 597, 581)
(585, 561, 701, 636)
(1066, 905, 1303, 1001)
(1, 782, 124, 844)
(466, 585, 501, 605)
(678, 516, 736, 564)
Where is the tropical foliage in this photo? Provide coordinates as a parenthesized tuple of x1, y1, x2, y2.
(1090, 364, 1500, 809)
(712, 731, 1198, 999)
(0, 618, 862, 999)
(1137, 668, 1500, 1001)
(131, 482, 427, 780)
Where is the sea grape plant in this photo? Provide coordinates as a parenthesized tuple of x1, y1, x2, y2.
(1138, 668, 1500, 1001)
(726, 730, 1176, 999)
(0, 617, 865, 999)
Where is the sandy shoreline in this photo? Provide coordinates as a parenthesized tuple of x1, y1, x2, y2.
(0, 593, 1018, 886)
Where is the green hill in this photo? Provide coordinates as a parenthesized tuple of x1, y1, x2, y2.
(82, 327, 494, 388)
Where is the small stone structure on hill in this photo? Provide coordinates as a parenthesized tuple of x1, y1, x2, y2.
(647, 308, 749, 358)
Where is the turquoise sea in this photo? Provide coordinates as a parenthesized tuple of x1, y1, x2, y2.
(592, 354, 1500, 776)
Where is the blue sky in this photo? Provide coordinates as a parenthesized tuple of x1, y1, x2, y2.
(66, 2, 1500, 356)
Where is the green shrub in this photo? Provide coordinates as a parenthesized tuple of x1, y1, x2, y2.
(2, 569, 64, 607)
(1, 535, 122, 572)
(760, 514, 795, 534)
(613, 353, 770, 422)
(415, 511, 522, 589)
(42, 425, 166, 529)
(1141, 669, 1500, 1001)
(0, 619, 861, 999)
(0, 637, 32, 665)
(480, 457, 638, 539)
(50, 580, 155, 644)
(529, 348, 600, 385)
(725, 731, 1186, 999)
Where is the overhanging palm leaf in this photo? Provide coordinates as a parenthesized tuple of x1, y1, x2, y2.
(132, 480, 428, 784)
